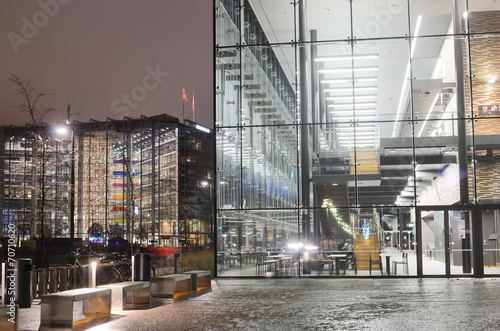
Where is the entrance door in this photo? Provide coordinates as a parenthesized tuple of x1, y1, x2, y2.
(479, 208, 500, 276)
(417, 208, 474, 277)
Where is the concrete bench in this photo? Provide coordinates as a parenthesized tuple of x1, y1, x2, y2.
(151, 274, 192, 298)
(98, 281, 150, 311)
(0, 305, 18, 331)
(183, 270, 211, 291)
(40, 288, 111, 328)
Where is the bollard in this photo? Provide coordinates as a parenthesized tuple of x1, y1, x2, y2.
(58, 266, 68, 291)
(133, 253, 152, 281)
(174, 253, 181, 274)
(15, 258, 33, 308)
(38, 268, 48, 296)
(1, 263, 10, 305)
(89, 260, 97, 288)
(32, 269, 38, 299)
(48, 267, 58, 293)
(67, 266, 77, 289)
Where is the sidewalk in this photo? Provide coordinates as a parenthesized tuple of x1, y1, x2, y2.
(19, 278, 500, 330)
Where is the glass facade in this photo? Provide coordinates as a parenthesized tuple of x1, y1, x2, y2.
(1, 115, 214, 250)
(215, 0, 500, 277)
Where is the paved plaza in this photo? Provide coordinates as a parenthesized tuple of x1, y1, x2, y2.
(18, 278, 500, 330)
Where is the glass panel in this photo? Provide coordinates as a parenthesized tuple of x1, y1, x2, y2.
(474, 119, 500, 204)
(216, 127, 242, 210)
(470, 34, 500, 120)
(298, 206, 416, 277)
(409, 0, 466, 36)
(215, 0, 241, 47)
(242, 125, 298, 210)
(468, 3, 500, 34)
(245, 0, 295, 45)
(216, 47, 241, 127)
(300, 207, 357, 277)
(217, 209, 299, 277)
(351, 39, 410, 123)
(351, 208, 385, 276)
(449, 210, 473, 276)
(381, 207, 416, 276)
(420, 209, 446, 275)
(352, 0, 409, 39)
(412, 36, 471, 121)
(242, 45, 296, 127)
(481, 209, 500, 275)
(354, 122, 414, 207)
(306, 1, 351, 41)
(413, 119, 473, 205)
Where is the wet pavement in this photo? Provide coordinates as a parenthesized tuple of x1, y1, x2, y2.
(18, 278, 500, 330)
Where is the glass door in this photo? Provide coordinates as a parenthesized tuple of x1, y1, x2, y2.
(480, 208, 500, 276)
(418, 208, 474, 277)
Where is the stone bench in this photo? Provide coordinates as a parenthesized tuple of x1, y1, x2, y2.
(0, 304, 18, 331)
(40, 288, 111, 328)
(151, 274, 192, 298)
(98, 281, 150, 311)
(182, 270, 211, 291)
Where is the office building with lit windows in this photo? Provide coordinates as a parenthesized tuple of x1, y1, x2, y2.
(215, 0, 500, 277)
(0, 114, 214, 249)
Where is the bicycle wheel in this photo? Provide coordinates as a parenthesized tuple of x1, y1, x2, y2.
(96, 266, 122, 285)
(67, 265, 85, 288)
(115, 263, 132, 282)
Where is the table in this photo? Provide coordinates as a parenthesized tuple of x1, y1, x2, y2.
(328, 254, 348, 275)
(257, 259, 279, 276)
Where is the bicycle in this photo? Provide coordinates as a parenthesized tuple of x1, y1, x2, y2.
(111, 252, 156, 281)
(67, 248, 86, 288)
(88, 247, 123, 285)
(67, 247, 123, 287)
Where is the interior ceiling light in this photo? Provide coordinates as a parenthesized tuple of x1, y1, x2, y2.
(321, 77, 378, 84)
(487, 75, 498, 84)
(326, 95, 377, 101)
(333, 115, 376, 121)
(315, 54, 379, 62)
(410, 15, 423, 58)
(328, 102, 377, 108)
(318, 67, 378, 74)
(336, 131, 374, 136)
(330, 109, 376, 114)
(324, 87, 377, 93)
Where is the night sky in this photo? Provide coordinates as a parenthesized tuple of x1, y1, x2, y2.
(0, 0, 213, 128)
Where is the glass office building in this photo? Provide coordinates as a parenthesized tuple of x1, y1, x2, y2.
(0, 115, 214, 249)
(215, 0, 500, 277)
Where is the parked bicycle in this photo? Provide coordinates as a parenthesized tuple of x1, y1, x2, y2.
(108, 251, 156, 281)
(67, 247, 123, 287)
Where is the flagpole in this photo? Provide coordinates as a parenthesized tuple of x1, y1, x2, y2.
(182, 87, 185, 124)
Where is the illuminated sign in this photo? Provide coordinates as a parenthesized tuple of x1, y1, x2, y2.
(360, 219, 370, 240)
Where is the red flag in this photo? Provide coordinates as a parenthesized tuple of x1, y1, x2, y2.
(192, 91, 195, 114)
(182, 88, 188, 103)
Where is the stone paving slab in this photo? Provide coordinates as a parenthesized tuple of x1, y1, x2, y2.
(17, 278, 500, 330)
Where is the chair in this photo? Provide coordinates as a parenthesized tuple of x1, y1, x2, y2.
(392, 252, 409, 275)
(346, 252, 357, 275)
(369, 253, 383, 276)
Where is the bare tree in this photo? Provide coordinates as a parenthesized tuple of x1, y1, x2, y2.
(9, 74, 59, 267)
